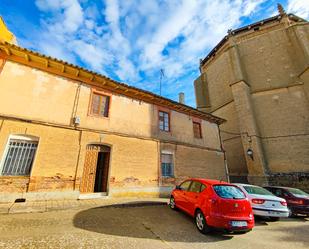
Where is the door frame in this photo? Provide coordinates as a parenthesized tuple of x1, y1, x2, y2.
(80, 142, 113, 197)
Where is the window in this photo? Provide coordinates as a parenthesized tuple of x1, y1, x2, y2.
(286, 187, 309, 198)
(200, 184, 206, 192)
(213, 185, 245, 199)
(1, 136, 38, 176)
(91, 93, 110, 117)
(243, 186, 274, 196)
(179, 181, 191, 191)
(274, 188, 283, 197)
(189, 181, 202, 193)
(161, 153, 174, 177)
(193, 122, 202, 138)
(159, 111, 170, 132)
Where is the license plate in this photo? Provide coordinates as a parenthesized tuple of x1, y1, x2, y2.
(268, 211, 281, 215)
(231, 221, 247, 227)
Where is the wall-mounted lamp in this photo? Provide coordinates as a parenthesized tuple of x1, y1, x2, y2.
(247, 148, 254, 160)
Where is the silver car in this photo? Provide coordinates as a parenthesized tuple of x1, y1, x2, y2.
(234, 183, 290, 221)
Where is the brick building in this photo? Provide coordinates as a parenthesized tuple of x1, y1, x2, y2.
(194, 7, 309, 189)
(0, 19, 226, 202)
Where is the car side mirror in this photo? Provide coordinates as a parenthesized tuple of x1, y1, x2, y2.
(175, 185, 181, 190)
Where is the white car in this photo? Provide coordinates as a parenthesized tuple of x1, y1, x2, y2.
(234, 183, 290, 221)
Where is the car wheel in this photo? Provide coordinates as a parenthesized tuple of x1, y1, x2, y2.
(195, 209, 211, 234)
(169, 196, 177, 210)
(269, 217, 280, 222)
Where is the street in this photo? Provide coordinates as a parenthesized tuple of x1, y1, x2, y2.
(0, 204, 308, 249)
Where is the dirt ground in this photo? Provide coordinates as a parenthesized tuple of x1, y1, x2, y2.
(0, 204, 308, 249)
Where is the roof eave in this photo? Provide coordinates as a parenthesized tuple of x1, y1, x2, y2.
(200, 13, 307, 67)
(0, 42, 225, 125)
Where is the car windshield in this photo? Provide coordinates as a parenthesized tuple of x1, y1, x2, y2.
(243, 186, 273, 196)
(287, 188, 309, 197)
(213, 185, 245, 199)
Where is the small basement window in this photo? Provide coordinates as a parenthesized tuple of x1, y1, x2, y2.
(0, 135, 38, 176)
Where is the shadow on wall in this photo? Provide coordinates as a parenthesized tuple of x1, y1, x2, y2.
(73, 205, 233, 243)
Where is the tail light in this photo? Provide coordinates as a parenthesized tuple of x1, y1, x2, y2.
(252, 199, 265, 204)
(289, 199, 304, 205)
(280, 201, 287, 206)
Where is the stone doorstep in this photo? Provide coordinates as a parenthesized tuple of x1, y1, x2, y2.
(0, 198, 169, 215)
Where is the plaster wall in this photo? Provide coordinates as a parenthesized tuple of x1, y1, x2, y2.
(0, 61, 220, 149)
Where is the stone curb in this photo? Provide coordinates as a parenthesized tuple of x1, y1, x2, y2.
(94, 201, 168, 209)
(0, 198, 169, 215)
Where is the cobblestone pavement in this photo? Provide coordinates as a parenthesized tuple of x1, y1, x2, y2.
(0, 204, 308, 249)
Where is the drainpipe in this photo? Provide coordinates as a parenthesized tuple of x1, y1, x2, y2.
(218, 125, 230, 182)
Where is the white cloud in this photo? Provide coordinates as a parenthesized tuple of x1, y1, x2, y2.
(287, 0, 309, 19)
(70, 40, 110, 72)
(36, 0, 83, 33)
(243, 0, 265, 16)
(26, 0, 299, 106)
(141, 0, 198, 66)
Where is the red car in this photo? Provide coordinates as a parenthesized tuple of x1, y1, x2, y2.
(169, 178, 254, 234)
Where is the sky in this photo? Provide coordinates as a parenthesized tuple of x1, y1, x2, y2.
(0, 0, 308, 107)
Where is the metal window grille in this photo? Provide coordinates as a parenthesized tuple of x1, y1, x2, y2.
(1, 139, 38, 176)
(161, 153, 173, 177)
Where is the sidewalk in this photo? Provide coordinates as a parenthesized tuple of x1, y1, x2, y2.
(0, 197, 169, 215)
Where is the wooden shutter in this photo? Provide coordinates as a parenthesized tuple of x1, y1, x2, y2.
(193, 122, 202, 138)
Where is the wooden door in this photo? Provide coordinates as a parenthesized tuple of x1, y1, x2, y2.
(102, 152, 110, 192)
(80, 149, 99, 193)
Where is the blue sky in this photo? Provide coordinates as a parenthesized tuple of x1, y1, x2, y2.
(0, 0, 308, 107)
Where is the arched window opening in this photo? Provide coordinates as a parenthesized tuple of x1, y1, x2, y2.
(0, 135, 39, 176)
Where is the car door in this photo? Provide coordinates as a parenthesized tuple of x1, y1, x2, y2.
(174, 180, 192, 212)
(185, 181, 203, 216)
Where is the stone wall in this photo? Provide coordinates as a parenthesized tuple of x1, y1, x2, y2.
(0, 118, 225, 201)
(196, 20, 309, 183)
(230, 173, 309, 193)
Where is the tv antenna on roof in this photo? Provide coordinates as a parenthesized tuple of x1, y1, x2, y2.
(159, 69, 165, 96)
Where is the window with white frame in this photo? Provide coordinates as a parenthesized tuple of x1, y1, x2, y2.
(0, 135, 38, 176)
(161, 153, 174, 177)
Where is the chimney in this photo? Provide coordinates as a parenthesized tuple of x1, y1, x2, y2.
(178, 92, 185, 104)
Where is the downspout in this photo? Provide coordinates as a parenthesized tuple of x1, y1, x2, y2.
(218, 125, 230, 182)
(72, 82, 82, 191)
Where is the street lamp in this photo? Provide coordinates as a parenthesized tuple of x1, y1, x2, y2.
(247, 148, 254, 160)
